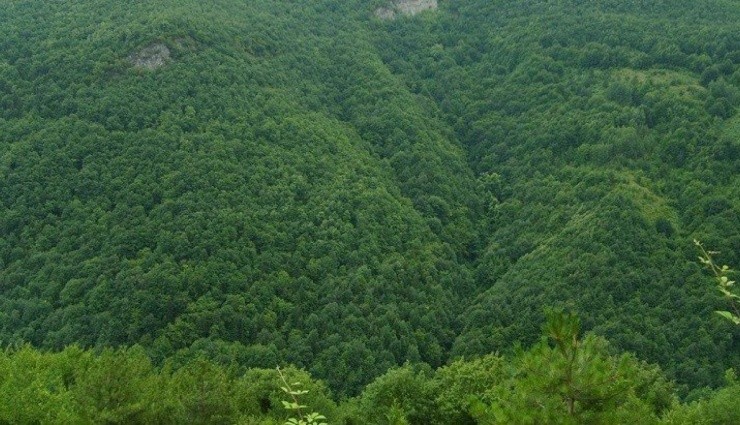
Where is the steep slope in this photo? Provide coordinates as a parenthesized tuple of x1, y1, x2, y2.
(0, 0, 738, 397)
(0, 0, 479, 395)
(370, 0, 740, 390)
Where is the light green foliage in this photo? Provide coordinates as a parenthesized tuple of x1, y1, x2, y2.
(0, 347, 338, 424)
(0, 345, 81, 423)
(430, 355, 506, 425)
(661, 371, 740, 424)
(469, 311, 675, 424)
(71, 346, 161, 424)
(352, 359, 501, 425)
(384, 402, 411, 425)
(169, 358, 237, 424)
(354, 364, 437, 424)
(0, 317, 736, 423)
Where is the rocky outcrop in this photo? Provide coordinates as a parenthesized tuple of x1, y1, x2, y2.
(375, 0, 438, 20)
(129, 43, 170, 70)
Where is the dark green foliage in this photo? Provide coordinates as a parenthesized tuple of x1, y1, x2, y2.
(0, 0, 738, 401)
(387, 0, 740, 392)
(0, 0, 474, 396)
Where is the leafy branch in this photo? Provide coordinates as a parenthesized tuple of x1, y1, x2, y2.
(695, 239, 740, 325)
(276, 366, 328, 425)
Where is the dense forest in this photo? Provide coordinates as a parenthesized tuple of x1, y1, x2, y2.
(0, 0, 738, 422)
(2, 312, 739, 424)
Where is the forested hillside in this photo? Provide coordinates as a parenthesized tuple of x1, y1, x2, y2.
(0, 0, 738, 415)
(375, 0, 740, 391)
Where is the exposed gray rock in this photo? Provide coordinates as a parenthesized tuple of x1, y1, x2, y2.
(375, 0, 438, 20)
(374, 7, 396, 20)
(395, 0, 437, 15)
(129, 43, 170, 70)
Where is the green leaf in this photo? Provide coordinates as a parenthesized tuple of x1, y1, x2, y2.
(715, 311, 740, 325)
